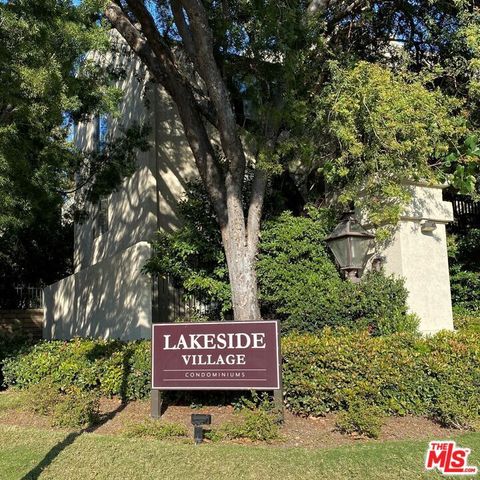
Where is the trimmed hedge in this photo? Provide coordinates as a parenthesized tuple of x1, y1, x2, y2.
(3, 331, 480, 429)
(282, 329, 480, 429)
(2, 338, 150, 401)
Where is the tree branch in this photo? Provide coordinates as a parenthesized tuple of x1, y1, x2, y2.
(125, 0, 176, 65)
(170, 0, 197, 65)
(179, 0, 247, 187)
(105, 1, 228, 226)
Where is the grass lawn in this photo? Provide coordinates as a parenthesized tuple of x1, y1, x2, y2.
(1, 424, 480, 480)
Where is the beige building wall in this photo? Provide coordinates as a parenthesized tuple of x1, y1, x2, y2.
(378, 184, 454, 334)
(44, 242, 152, 340)
(44, 43, 199, 340)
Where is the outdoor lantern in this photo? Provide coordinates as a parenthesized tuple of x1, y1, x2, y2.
(325, 211, 375, 282)
(420, 219, 437, 233)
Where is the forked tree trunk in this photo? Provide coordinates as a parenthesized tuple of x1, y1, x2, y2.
(105, 1, 266, 321)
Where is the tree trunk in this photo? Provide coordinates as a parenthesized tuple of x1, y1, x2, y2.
(221, 225, 262, 321)
(105, 1, 266, 321)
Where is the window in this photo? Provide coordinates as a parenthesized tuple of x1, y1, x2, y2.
(96, 114, 109, 152)
(92, 197, 109, 238)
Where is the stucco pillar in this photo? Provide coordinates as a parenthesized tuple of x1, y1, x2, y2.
(378, 183, 454, 334)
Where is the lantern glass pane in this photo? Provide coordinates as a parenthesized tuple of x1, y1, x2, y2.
(350, 237, 372, 269)
(328, 237, 350, 268)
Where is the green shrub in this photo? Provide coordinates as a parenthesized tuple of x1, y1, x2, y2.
(52, 386, 100, 428)
(450, 266, 480, 313)
(24, 379, 99, 428)
(2, 338, 149, 401)
(207, 409, 280, 442)
(257, 211, 413, 335)
(453, 310, 480, 333)
(124, 341, 151, 400)
(449, 229, 480, 272)
(124, 420, 188, 439)
(25, 378, 63, 416)
(282, 329, 480, 429)
(232, 391, 274, 412)
(3, 339, 109, 391)
(335, 401, 384, 439)
(432, 387, 480, 431)
(448, 229, 480, 314)
(4, 330, 480, 433)
(0, 333, 34, 388)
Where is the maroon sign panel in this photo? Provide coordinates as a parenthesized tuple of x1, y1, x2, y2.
(152, 321, 280, 390)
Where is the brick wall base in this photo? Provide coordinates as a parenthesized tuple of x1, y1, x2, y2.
(0, 309, 43, 341)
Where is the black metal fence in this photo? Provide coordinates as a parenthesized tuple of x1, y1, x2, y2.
(7, 280, 215, 319)
(446, 193, 480, 230)
(154, 276, 218, 322)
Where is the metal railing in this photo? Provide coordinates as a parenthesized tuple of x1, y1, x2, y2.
(446, 193, 480, 230)
(154, 276, 218, 322)
(13, 286, 44, 309)
(9, 280, 216, 318)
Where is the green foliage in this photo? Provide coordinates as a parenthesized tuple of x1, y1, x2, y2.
(454, 228, 480, 270)
(207, 409, 280, 443)
(232, 391, 274, 413)
(281, 3, 480, 226)
(124, 421, 188, 440)
(25, 380, 99, 429)
(448, 229, 480, 314)
(25, 378, 62, 416)
(0, 2, 150, 304)
(0, 332, 33, 387)
(0, 0, 107, 261)
(2, 338, 149, 402)
(292, 61, 474, 233)
(51, 386, 100, 429)
(4, 331, 480, 432)
(336, 401, 384, 439)
(76, 123, 151, 207)
(450, 268, 480, 313)
(433, 388, 480, 431)
(147, 184, 413, 335)
(441, 135, 480, 195)
(145, 181, 230, 318)
(453, 311, 480, 333)
(258, 210, 414, 335)
(282, 329, 480, 430)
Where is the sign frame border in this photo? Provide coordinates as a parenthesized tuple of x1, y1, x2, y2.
(151, 319, 281, 391)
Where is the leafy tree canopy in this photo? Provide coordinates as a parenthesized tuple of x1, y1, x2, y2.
(0, 0, 146, 303)
(278, 1, 480, 227)
(98, 0, 480, 319)
(100, 0, 480, 226)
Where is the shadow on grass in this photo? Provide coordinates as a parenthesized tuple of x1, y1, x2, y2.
(20, 401, 128, 480)
(20, 349, 133, 480)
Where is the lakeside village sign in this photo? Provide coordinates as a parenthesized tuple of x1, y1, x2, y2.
(151, 320, 282, 418)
